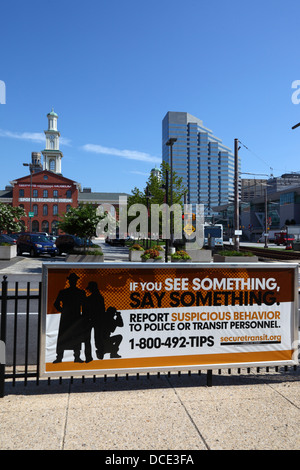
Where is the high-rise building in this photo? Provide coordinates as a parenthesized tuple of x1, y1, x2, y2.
(162, 112, 238, 217)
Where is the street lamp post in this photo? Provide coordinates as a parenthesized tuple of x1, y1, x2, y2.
(166, 137, 177, 247)
(160, 169, 169, 262)
(145, 185, 151, 249)
(23, 163, 33, 232)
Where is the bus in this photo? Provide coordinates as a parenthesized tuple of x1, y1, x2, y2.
(204, 224, 223, 247)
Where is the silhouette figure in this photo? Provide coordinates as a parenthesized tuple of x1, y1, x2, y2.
(83, 281, 106, 363)
(97, 307, 124, 359)
(53, 272, 86, 363)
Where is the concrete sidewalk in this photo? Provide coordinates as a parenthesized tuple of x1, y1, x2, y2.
(0, 368, 299, 450)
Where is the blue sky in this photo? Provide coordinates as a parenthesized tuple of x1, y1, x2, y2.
(1, 0, 300, 194)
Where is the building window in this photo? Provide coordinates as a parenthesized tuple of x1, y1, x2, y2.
(53, 204, 58, 215)
(32, 220, 39, 232)
(33, 204, 38, 216)
(66, 205, 71, 212)
(19, 189, 24, 197)
(43, 190, 48, 198)
(43, 204, 48, 216)
(280, 192, 295, 205)
(33, 189, 38, 198)
(51, 220, 58, 235)
(66, 190, 71, 198)
(49, 159, 56, 171)
(53, 190, 58, 198)
(42, 221, 49, 233)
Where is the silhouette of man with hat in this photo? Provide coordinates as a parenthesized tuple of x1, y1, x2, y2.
(83, 281, 106, 362)
(53, 272, 86, 363)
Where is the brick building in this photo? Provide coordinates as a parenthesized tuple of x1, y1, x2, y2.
(8, 109, 80, 234)
(11, 169, 79, 234)
(0, 109, 130, 235)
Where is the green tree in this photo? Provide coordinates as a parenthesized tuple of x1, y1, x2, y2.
(128, 162, 187, 207)
(127, 162, 187, 239)
(57, 203, 103, 252)
(0, 203, 26, 234)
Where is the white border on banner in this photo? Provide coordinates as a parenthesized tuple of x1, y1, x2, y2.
(39, 262, 299, 378)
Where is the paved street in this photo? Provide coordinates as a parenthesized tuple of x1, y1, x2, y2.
(0, 239, 129, 278)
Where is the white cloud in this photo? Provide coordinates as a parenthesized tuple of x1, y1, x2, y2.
(0, 129, 71, 146)
(59, 137, 72, 146)
(0, 129, 45, 143)
(82, 143, 161, 163)
(128, 170, 151, 176)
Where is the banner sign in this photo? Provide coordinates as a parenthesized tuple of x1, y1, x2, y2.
(40, 262, 299, 377)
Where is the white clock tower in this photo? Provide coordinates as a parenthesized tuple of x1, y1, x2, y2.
(42, 108, 63, 174)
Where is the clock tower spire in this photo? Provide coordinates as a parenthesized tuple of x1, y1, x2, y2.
(42, 108, 63, 174)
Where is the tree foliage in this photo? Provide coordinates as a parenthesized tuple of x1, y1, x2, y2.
(127, 162, 188, 238)
(128, 161, 187, 208)
(0, 203, 26, 233)
(57, 203, 103, 249)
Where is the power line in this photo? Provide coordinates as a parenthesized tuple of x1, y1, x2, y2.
(238, 140, 274, 176)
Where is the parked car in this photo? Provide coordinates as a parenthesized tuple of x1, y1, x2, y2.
(0, 234, 17, 244)
(55, 234, 96, 254)
(9, 233, 23, 242)
(105, 234, 125, 246)
(33, 232, 49, 237)
(17, 233, 58, 257)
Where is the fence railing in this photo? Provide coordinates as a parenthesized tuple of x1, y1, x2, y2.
(0, 275, 299, 397)
(0, 275, 42, 396)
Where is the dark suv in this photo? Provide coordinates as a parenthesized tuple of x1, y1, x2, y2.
(55, 234, 95, 254)
(17, 233, 58, 257)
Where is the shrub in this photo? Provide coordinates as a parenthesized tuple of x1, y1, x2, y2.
(171, 250, 191, 260)
(218, 250, 254, 257)
(85, 250, 103, 256)
(129, 244, 144, 251)
(141, 248, 162, 260)
(152, 244, 164, 251)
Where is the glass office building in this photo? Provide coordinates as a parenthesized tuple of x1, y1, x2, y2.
(162, 112, 238, 217)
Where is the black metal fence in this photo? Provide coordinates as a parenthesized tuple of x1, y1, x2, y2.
(0, 275, 42, 396)
(0, 275, 299, 397)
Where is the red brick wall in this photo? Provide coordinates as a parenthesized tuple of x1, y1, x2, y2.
(12, 170, 78, 234)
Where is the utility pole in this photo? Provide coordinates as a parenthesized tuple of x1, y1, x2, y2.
(264, 188, 268, 249)
(165, 170, 169, 262)
(234, 138, 239, 251)
(166, 138, 177, 247)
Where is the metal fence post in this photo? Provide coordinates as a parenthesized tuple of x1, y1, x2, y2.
(0, 276, 8, 397)
(207, 369, 212, 387)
